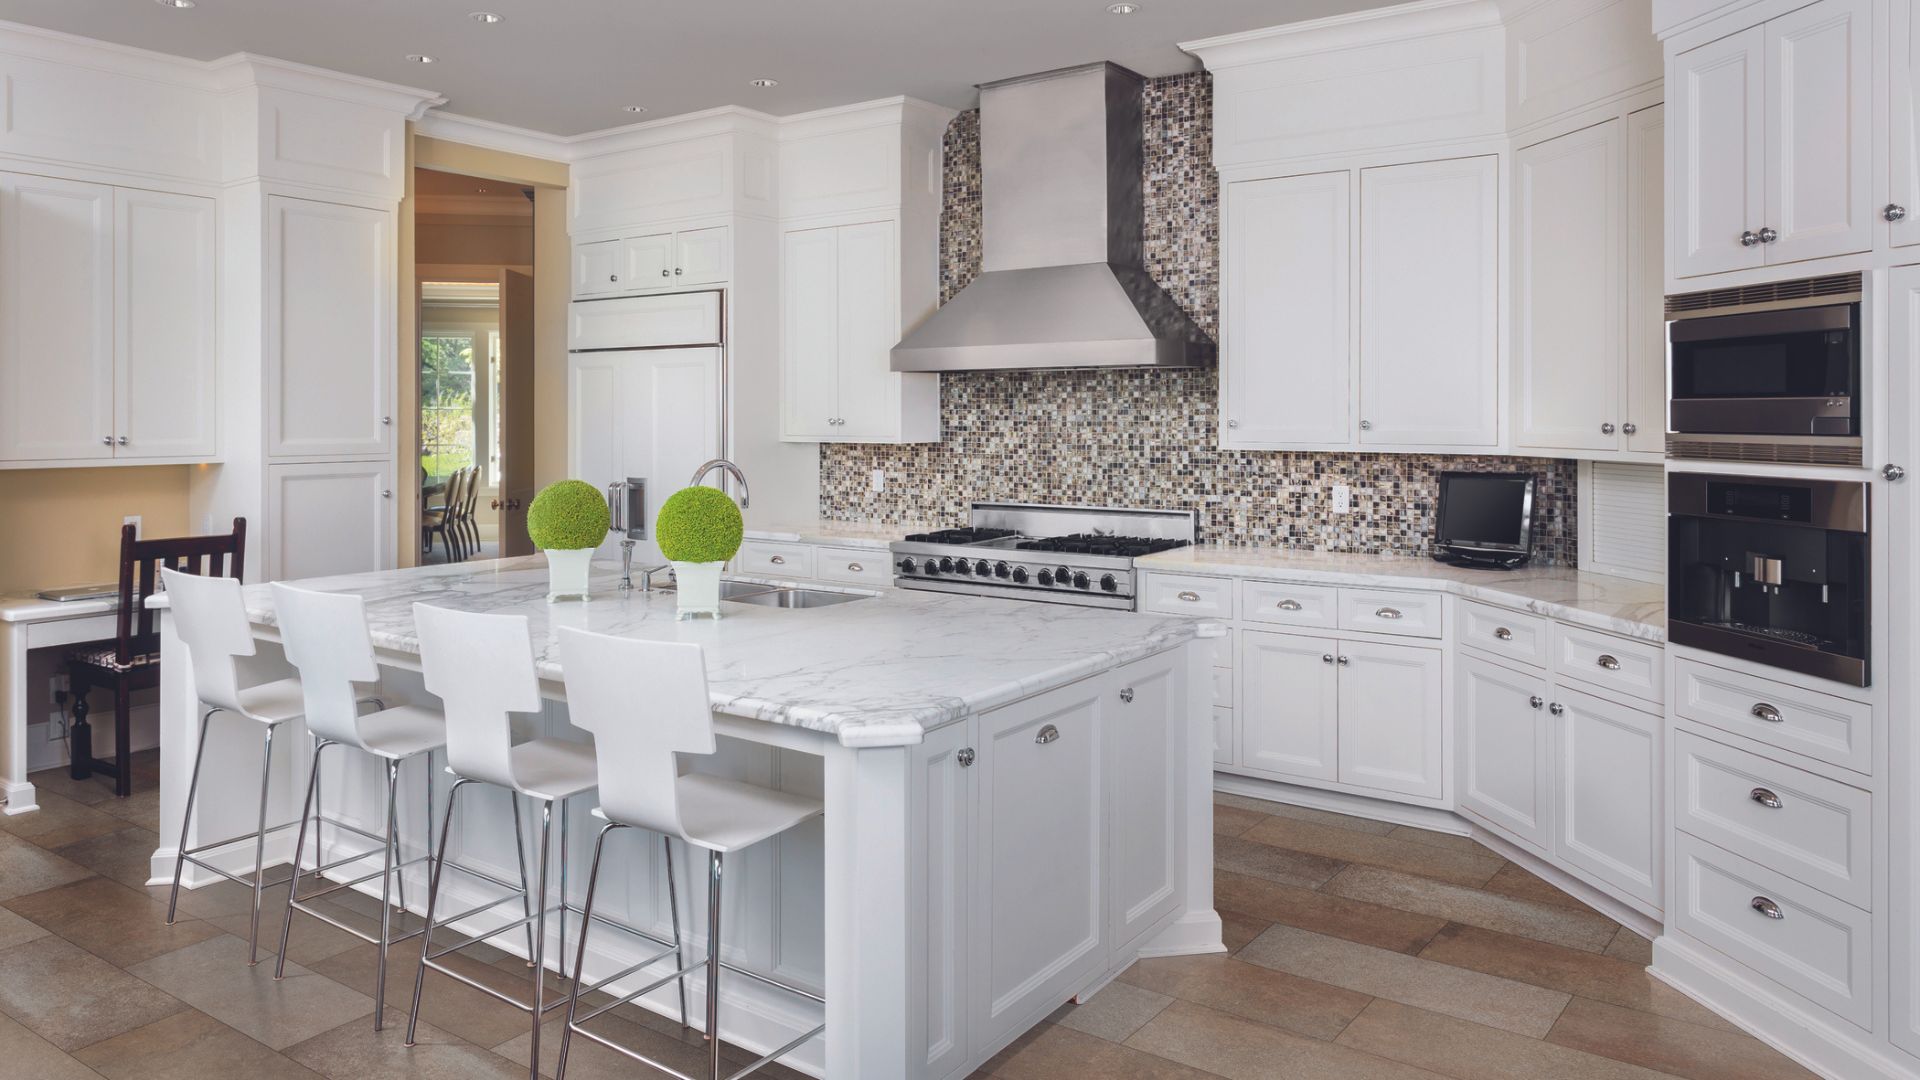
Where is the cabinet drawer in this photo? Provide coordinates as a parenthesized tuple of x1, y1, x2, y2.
(1338, 589, 1442, 639)
(1675, 732, 1872, 909)
(812, 546, 891, 587)
(1674, 657, 1871, 775)
(1241, 580, 1339, 630)
(1458, 601, 1549, 669)
(1213, 707, 1234, 766)
(1673, 833, 1873, 1028)
(1139, 573, 1234, 619)
(1552, 624, 1663, 705)
(1210, 667, 1234, 710)
(733, 541, 814, 578)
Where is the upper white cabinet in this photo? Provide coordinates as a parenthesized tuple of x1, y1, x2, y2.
(572, 226, 731, 298)
(0, 173, 216, 465)
(1668, 0, 1870, 278)
(265, 196, 394, 460)
(1358, 156, 1500, 448)
(1220, 172, 1350, 448)
(1894, 0, 1920, 249)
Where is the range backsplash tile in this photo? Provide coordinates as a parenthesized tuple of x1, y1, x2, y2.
(820, 71, 1578, 566)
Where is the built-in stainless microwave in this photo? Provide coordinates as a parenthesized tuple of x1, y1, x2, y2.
(1665, 281, 1862, 465)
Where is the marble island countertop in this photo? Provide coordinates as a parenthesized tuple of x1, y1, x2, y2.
(1137, 546, 1665, 642)
(178, 556, 1202, 748)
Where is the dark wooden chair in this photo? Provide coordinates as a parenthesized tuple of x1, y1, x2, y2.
(66, 518, 247, 797)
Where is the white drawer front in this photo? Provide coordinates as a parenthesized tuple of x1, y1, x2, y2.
(1213, 707, 1234, 766)
(1458, 600, 1549, 669)
(1674, 657, 1872, 775)
(1675, 732, 1872, 910)
(1673, 833, 1873, 1028)
(812, 545, 892, 587)
(1552, 624, 1663, 705)
(1210, 667, 1234, 710)
(1241, 580, 1339, 630)
(734, 541, 815, 578)
(1338, 588, 1442, 639)
(569, 291, 722, 350)
(1139, 573, 1234, 619)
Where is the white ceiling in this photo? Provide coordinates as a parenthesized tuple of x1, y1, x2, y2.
(0, 0, 1399, 137)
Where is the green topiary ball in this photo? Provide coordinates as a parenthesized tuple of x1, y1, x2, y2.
(526, 479, 611, 550)
(656, 486, 744, 564)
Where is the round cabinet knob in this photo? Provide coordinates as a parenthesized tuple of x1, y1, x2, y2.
(660, 269, 670, 277)
(1548, 702, 1566, 716)
(1529, 695, 1544, 709)
(1072, 572, 1090, 590)
(381, 489, 392, 498)
(1885, 464, 1908, 482)
(1099, 574, 1119, 592)
(101, 435, 113, 445)
(1759, 226, 1779, 244)
(1011, 566, 1030, 584)
(1888, 204, 1909, 222)
(1622, 422, 1638, 435)
(1037, 568, 1055, 587)
(609, 274, 618, 282)
(1322, 654, 1335, 665)
(1359, 419, 1373, 431)
(994, 561, 1011, 579)
(674, 267, 684, 275)
(1227, 419, 1239, 429)
(1601, 422, 1617, 435)
(1740, 230, 1762, 247)
(897, 558, 917, 575)
(1336, 655, 1351, 666)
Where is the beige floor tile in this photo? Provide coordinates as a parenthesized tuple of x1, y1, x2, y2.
(1125, 999, 1447, 1080)
(72, 1008, 323, 1080)
(993, 1020, 1223, 1080)
(1214, 792, 1398, 835)
(126, 933, 373, 1051)
(143, 878, 284, 923)
(1210, 803, 1265, 838)
(1215, 909, 1270, 954)
(0, 791, 128, 849)
(494, 1013, 725, 1080)
(288, 1007, 527, 1080)
(0, 904, 50, 952)
(1214, 834, 1346, 889)
(1481, 861, 1592, 911)
(210, 893, 370, 970)
(1118, 952, 1372, 1041)
(54, 827, 161, 890)
(0, 833, 94, 902)
(1386, 825, 1493, 855)
(0, 1010, 107, 1080)
(1324, 864, 1620, 951)
(0, 935, 186, 1051)
(1338, 999, 1683, 1080)
(1239, 924, 1571, 1037)
(1240, 816, 1504, 887)
(1419, 924, 1739, 1032)
(1606, 928, 1655, 966)
(97, 788, 162, 832)
(312, 940, 542, 1050)
(1049, 979, 1173, 1041)
(1547, 997, 1820, 1080)
(26, 765, 123, 807)
(4, 876, 226, 968)
(1215, 870, 1446, 954)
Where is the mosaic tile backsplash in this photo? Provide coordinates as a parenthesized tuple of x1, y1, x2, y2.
(819, 72, 1578, 565)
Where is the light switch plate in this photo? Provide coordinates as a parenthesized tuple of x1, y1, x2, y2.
(1331, 485, 1350, 514)
(870, 469, 886, 493)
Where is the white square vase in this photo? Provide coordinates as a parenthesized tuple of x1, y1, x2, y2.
(673, 560, 725, 619)
(545, 547, 595, 601)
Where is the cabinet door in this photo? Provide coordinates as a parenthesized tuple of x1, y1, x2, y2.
(1624, 105, 1668, 454)
(832, 220, 901, 441)
(1338, 638, 1445, 799)
(115, 188, 217, 460)
(1670, 27, 1766, 278)
(574, 239, 622, 297)
(0, 173, 114, 461)
(1456, 655, 1553, 851)
(1894, 0, 1920, 249)
(909, 718, 972, 1080)
(1106, 652, 1183, 953)
(1886, 264, 1920, 1057)
(674, 226, 730, 285)
(1358, 156, 1499, 447)
(971, 677, 1104, 1051)
(1514, 121, 1623, 453)
(568, 347, 722, 559)
(1221, 173, 1350, 447)
(1238, 630, 1339, 783)
(265, 197, 394, 458)
(266, 460, 396, 582)
(619, 232, 675, 288)
(781, 226, 840, 439)
(1762, 0, 1871, 264)
(1553, 685, 1660, 907)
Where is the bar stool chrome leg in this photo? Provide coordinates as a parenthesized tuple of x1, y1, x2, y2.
(664, 834, 688, 1028)
(375, 757, 401, 1028)
(510, 792, 537, 963)
(165, 707, 218, 927)
(706, 850, 723, 1078)
(274, 739, 329, 980)
(406, 777, 470, 1047)
(528, 798, 554, 1080)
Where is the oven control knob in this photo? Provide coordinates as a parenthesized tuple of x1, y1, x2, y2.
(994, 561, 1011, 579)
(897, 558, 917, 575)
(1072, 572, 1090, 590)
(1011, 566, 1030, 584)
(975, 560, 993, 577)
(1099, 574, 1119, 593)
(923, 561, 940, 577)
(938, 557, 955, 573)
(1037, 568, 1055, 586)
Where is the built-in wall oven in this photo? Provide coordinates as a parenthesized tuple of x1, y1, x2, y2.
(1668, 473, 1869, 686)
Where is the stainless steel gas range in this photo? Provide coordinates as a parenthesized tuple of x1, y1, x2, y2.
(890, 503, 1197, 610)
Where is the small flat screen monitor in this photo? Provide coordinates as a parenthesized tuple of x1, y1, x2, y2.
(1436, 472, 1535, 567)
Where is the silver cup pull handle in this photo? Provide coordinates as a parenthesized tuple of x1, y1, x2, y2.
(1494, 627, 1513, 641)
(1177, 591, 1201, 602)
(847, 562, 863, 573)
(1596, 654, 1621, 671)
(1750, 787, 1783, 809)
(1751, 896, 1784, 920)
(1374, 607, 1403, 620)
(1277, 599, 1303, 611)
(1752, 702, 1783, 723)
(1035, 724, 1061, 745)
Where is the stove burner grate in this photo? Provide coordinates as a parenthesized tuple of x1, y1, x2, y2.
(1016, 534, 1191, 558)
(903, 527, 1018, 545)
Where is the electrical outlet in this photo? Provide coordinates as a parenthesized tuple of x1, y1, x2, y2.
(123, 514, 142, 539)
(1332, 484, 1351, 514)
(52, 673, 69, 696)
(870, 468, 886, 493)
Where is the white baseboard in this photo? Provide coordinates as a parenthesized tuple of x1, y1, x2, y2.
(1213, 773, 1468, 834)
(1136, 910, 1227, 959)
(1, 778, 39, 815)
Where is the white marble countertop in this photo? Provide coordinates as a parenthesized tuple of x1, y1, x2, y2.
(741, 518, 933, 550)
(1136, 547, 1665, 642)
(0, 593, 119, 624)
(171, 556, 1201, 748)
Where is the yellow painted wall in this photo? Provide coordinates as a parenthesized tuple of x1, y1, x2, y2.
(0, 466, 193, 591)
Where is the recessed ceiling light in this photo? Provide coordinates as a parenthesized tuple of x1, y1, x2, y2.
(406, 54, 437, 64)
(1106, 2, 1141, 12)
(621, 105, 649, 114)
(748, 78, 779, 88)
(155, 0, 195, 8)
(468, 11, 504, 23)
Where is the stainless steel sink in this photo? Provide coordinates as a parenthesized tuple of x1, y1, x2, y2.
(725, 587, 869, 609)
(718, 580, 778, 600)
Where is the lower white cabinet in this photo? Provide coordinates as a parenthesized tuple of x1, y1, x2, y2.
(1104, 655, 1183, 953)
(1238, 630, 1339, 782)
(1457, 654, 1554, 851)
(266, 460, 396, 582)
(1555, 684, 1661, 909)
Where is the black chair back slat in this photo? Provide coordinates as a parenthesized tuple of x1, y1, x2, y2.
(113, 518, 248, 666)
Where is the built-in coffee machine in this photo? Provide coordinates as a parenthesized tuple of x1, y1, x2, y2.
(1667, 473, 1869, 686)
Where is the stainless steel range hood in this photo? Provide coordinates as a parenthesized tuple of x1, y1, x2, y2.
(890, 62, 1215, 372)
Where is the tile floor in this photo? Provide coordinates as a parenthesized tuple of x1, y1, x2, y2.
(1, 763, 1819, 1080)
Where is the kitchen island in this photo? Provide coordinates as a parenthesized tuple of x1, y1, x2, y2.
(150, 557, 1222, 1079)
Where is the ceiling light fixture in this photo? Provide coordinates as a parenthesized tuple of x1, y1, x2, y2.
(748, 78, 779, 88)
(1106, 2, 1140, 12)
(406, 54, 437, 64)
(468, 11, 504, 23)
(155, 0, 196, 8)
(622, 105, 649, 114)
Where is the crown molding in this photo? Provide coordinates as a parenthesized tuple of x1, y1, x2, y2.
(1181, 0, 1503, 67)
(414, 109, 573, 162)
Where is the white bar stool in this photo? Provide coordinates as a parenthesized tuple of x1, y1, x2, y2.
(160, 568, 378, 964)
(406, 603, 599, 1080)
(269, 582, 450, 1027)
(554, 628, 825, 1080)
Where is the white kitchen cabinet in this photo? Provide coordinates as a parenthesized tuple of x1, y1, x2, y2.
(620, 231, 676, 287)
(1238, 629, 1339, 783)
(1894, 0, 1920, 249)
(115, 187, 217, 460)
(1554, 684, 1660, 908)
(1105, 652, 1183, 953)
(675, 226, 730, 285)
(1358, 156, 1500, 448)
(781, 220, 938, 443)
(265, 196, 394, 459)
(1220, 172, 1350, 448)
(568, 347, 723, 553)
(266, 459, 396, 582)
(574, 239, 622, 297)
(1887, 263, 1920, 1058)
(909, 717, 972, 1080)
(1338, 636, 1444, 799)
(1668, 0, 1870, 278)
(1623, 105, 1667, 455)
(1457, 654, 1553, 851)
(572, 227, 730, 298)
(0, 173, 114, 461)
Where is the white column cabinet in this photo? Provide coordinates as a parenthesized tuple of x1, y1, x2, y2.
(1104, 652, 1184, 953)
(1671, 27, 1767, 278)
(1456, 654, 1553, 851)
(568, 346, 723, 556)
(1337, 637, 1445, 799)
(1886, 263, 1920, 1059)
(1238, 630, 1340, 782)
(1894, 0, 1920, 249)
(265, 459, 396, 582)
(0, 173, 115, 462)
(115, 188, 217, 460)
(1554, 685, 1661, 908)
(1623, 105, 1668, 456)
(830, 220, 902, 441)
